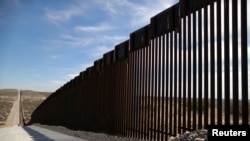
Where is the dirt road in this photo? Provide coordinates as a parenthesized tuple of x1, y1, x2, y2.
(4, 90, 20, 127)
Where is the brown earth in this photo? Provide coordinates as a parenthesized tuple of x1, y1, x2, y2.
(0, 89, 143, 141)
(0, 89, 51, 128)
(0, 89, 17, 127)
(20, 90, 51, 124)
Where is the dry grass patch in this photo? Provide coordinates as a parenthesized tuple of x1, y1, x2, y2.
(0, 89, 17, 123)
(21, 90, 51, 124)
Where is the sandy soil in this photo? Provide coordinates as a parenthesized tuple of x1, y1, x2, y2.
(0, 89, 145, 140)
(0, 89, 17, 128)
(33, 123, 146, 141)
(21, 90, 50, 124)
(4, 98, 19, 127)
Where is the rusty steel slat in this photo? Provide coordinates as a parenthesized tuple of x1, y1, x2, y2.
(99, 69, 104, 131)
(169, 32, 173, 136)
(178, 22, 183, 134)
(125, 59, 129, 136)
(90, 72, 94, 130)
(122, 61, 127, 136)
(130, 52, 134, 138)
(102, 68, 107, 132)
(146, 45, 150, 140)
(153, 38, 157, 140)
(120, 62, 124, 135)
(121, 61, 124, 135)
(134, 51, 138, 138)
(124, 60, 128, 136)
(114, 63, 118, 134)
(122, 62, 125, 135)
(241, 0, 248, 125)
(155, 37, 160, 141)
(149, 39, 154, 140)
(88, 74, 92, 130)
(136, 50, 140, 139)
(161, 35, 166, 140)
(210, 1, 215, 126)
(118, 61, 121, 135)
(232, 0, 239, 125)
(105, 70, 109, 131)
(141, 48, 144, 139)
(217, 0, 222, 125)
(81, 73, 86, 129)
(97, 70, 102, 132)
(81, 78, 86, 129)
(157, 37, 161, 140)
(118, 62, 122, 135)
(133, 52, 136, 138)
(113, 63, 117, 134)
(125, 60, 129, 136)
(142, 47, 147, 140)
(187, 14, 192, 130)
(132, 51, 137, 138)
(204, 5, 208, 128)
(92, 73, 97, 130)
(86, 77, 91, 130)
(138, 49, 142, 139)
(165, 33, 169, 140)
(174, 31, 178, 136)
(224, 0, 230, 125)
(111, 65, 116, 134)
(143, 46, 147, 140)
(192, 11, 197, 130)
(147, 42, 150, 140)
(90, 68, 95, 131)
(198, 8, 202, 129)
(148, 41, 153, 140)
(128, 51, 133, 138)
(182, 17, 187, 131)
(76, 77, 82, 129)
(85, 78, 90, 130)
(119, 62, 122, 135)
(114, 62, 119, 134)
(144, 47, 148, 140)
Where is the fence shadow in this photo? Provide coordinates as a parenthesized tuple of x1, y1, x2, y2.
(22, 126, 55, 141)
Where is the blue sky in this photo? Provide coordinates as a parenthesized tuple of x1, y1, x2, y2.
(0, 0, 178, 92)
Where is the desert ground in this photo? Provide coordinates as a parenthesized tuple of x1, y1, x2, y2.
(0, 89, 17, 127)
(0, 89, 144, 141)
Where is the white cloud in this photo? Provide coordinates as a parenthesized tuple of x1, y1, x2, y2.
(74, 23, 114, 32)
(89, 45, 113, 58)
(128, 0, 176, 27)
(44, 5, 83, 24)
(93, 0, 177, 27)
(94, 0, 131, 15)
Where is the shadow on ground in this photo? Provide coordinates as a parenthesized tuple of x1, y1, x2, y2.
(22, 126, 54, 141)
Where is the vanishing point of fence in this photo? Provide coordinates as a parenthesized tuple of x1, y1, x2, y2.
(30, 0, 249, 140)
